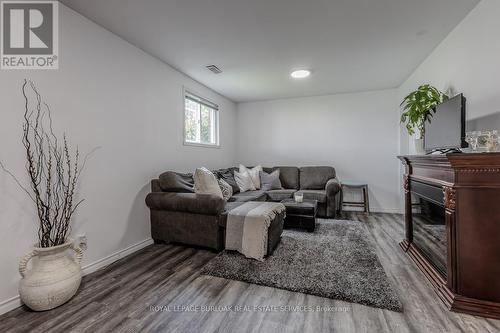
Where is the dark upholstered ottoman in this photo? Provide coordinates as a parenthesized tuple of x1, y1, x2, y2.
(281, 199, 318, 232)
(222, 202, 285, 256)
(264, 210, 285, 256)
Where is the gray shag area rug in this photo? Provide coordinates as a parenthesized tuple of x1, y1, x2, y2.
(201, 220, 403, 312)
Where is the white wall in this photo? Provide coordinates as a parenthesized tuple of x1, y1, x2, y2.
(236, 90, 401, 213)
(0, 5, 236, 313)
(399, 0, 500, 155)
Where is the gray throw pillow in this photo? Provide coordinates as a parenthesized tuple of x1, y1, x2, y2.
(260, 170, 282, 191)
(215, 168, 240, 194)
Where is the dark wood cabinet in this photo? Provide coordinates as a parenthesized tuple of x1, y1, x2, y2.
(398, 153, 500, 319)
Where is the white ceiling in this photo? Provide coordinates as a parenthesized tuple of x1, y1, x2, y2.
(61, 0, 480, 102)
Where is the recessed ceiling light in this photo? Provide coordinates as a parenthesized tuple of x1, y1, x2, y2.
(290, 69, 311, 79)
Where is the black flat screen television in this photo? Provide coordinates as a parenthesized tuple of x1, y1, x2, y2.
(424, 94, 466, 152)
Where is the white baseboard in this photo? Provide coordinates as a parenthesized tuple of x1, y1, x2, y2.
(0, 296, 22, 316)
(0, 238, 153, 316)
(81, 238, 153, 275)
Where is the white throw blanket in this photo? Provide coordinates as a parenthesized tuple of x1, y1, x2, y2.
(225, 201, 286, 261)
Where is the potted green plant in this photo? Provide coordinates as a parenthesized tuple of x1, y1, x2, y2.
(400, 84, 448, 154)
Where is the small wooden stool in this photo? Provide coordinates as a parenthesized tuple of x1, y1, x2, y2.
(339, 182, 370, 214)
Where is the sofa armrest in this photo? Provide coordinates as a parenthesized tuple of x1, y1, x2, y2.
(325, 178, 341, 196)
(145, 192, 225, 215)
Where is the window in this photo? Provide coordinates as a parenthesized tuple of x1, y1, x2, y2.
(184, 91, 219, 147)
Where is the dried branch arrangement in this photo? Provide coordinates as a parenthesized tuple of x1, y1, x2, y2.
(0, 80, 91, 247)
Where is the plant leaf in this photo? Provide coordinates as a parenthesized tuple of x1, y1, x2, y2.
(399, 84, 447, 136)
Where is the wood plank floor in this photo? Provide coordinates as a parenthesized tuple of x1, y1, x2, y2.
(1, 212, 499, 333)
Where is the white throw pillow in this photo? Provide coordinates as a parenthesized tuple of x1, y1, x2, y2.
(234, 170, 256, 193)
(239, 164, 263, 189)
(193, 167, 223, 198)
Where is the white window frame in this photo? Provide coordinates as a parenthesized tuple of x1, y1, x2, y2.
(183, 88, 220, 148)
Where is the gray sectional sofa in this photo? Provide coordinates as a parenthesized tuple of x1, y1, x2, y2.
(145, 166, 341, 250)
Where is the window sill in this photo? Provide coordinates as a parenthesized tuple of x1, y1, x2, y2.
(183, 141, 221, 149)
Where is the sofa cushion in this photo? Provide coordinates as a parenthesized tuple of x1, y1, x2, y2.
(295, 190, 327, 203)
(299, 166, 336, 190)
(266, 189, 296, 201)
(158, 171, 194, 193)
(215, 168, 240, 194)
(151, 179, 162, 192)
(260, 170, 282, 191)
(230, 190, 267, 202)
(264, 166, 299, 190)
